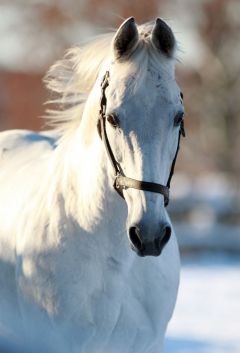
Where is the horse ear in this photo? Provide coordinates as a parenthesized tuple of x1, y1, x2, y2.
(151, 18, 175, 57)
(113, 17, 139, 59)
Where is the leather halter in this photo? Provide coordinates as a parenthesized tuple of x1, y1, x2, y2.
(97, 71, 185, 207)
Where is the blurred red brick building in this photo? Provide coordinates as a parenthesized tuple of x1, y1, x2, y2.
(0, 71, 46, 131)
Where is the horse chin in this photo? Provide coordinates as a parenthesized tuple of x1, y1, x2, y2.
(130, 244, 162, 257)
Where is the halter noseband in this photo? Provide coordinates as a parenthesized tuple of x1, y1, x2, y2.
(97, 71, 185, 207)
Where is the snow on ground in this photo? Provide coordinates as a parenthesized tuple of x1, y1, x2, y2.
(164, 253, 240, 353)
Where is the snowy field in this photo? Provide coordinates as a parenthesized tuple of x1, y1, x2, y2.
(164, 253, 240, 353)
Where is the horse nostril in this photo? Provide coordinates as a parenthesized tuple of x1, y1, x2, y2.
(159, 225, 172, 249)
(128, 226, 143, 252)
(129, 224, 171, 256)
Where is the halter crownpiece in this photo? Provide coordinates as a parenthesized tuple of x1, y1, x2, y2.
(97, 71, 185, 207)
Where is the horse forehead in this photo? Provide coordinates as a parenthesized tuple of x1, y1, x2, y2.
(122, 80, 177, 122)
(110, 67, 178, 108)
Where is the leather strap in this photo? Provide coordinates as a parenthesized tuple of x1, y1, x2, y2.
(167, 128, 181, 189)
(97, 71, 184, 207)
(101, 116, 122, 177)
(115, 175, 169, 206)
(166, 121, 185, 189)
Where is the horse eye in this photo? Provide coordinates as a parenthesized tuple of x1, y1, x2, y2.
(174, 112, 184, 126)
(107, 114, 119, 128)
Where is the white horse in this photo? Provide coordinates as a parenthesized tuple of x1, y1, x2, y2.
(0, 17, 184, 353)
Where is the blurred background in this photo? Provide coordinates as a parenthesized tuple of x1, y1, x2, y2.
(0, 0, 239, 352)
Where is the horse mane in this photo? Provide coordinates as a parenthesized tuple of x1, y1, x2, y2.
(43, 21, 175, 133)
(43, 32, 114, 133)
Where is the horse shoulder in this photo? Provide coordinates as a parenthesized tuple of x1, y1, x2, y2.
(0, 129, 58, 161)
(0, 129, 59, 258)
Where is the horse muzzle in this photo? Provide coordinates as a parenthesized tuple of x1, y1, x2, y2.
(128, 223, 172, 257)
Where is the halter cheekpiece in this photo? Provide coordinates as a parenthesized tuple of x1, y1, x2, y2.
(97, 71, 185, 207)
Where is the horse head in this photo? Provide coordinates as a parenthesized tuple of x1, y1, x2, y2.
(98, 18, 184, 256)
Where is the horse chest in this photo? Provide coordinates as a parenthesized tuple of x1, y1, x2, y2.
(16, 241, 169, 353)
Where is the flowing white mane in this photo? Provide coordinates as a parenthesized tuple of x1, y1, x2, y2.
(44, 21, 176, 134)
(44, 33, 113, 132)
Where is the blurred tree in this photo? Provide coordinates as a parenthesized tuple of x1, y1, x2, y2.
(182, 0, 240, 180)
(81, 0, 161, 25)
(174, 0, 240, 182)
(0, 0, 163, 71)
(200, 0, 240, 178)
